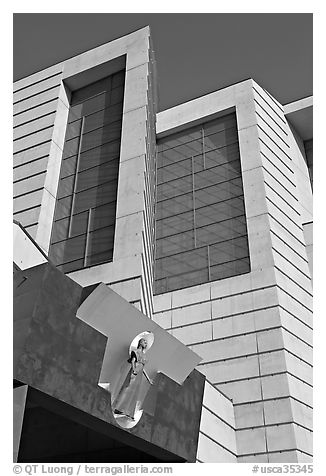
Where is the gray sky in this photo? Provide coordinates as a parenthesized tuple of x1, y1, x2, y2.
(13, 13, 312, 111)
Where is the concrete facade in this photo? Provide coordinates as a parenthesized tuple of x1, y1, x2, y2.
(13, 27, 312, 463)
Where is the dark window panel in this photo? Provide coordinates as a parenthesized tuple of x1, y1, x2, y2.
(196, 221, 247, 248)
(155, 246, 208, 280)
(156, 210, 194, 239)
(80, 120, 122, 154)
(75, 161, 119, 193)
(78, 141, 121, 171)
(65, 119, 82, 141)
(62, 136, 80, 160)
(90, 202, 117, 232)
(157, 157, 192, 184)
(204, 127, 238, 151)
(60, 259, 85, 274)
(156, 230, 195, 259)
(49, 233, 86, 264)
(156, 193, 193, 220)
(73, 182, 118, 215)
(57, 174, 75, 199)
(86, 249, 113, 267)
(54, 195, 73, 221)
(209, 236, 250, 266)
(69, 92, 111, 121)
(60, 156, 78, 179)
(86, 226, 115, 257)
(83, 103, 123, 134)
(209, 257, 250, 281)
(157, 127, 201, 153)
(71, 77, 112, 106)
(112, 70, 125, 88)
(195, 185, 244, 210)
(194, 161, 241, 189)
(157, 175, 193, 202)
(203, 114, 237, 136)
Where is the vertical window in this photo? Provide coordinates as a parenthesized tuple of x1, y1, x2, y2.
(49, 70, 125, 273)
(154, 113, 250, 294)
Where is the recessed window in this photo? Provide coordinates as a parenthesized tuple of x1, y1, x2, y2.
(49, 71, 125, 272)
(154, 113, 250, 294)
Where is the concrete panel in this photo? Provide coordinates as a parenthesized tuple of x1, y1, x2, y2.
(234, 81, 257, 131)
(287, 375, 313, 407)
(273, 249, 312, 294)
(171, 321, 212, 346)
(13, 112, 56, 140)
(115, 155, 146, 218)
(13, 157, 49, 182)
(280, 308, 312, 346)
(211, 291, 254, 318)
(282, 330, 313, 366)
(200, 407, 237, 454)
(285, 352, 313, 387)
(171, 282, 211, 308)
(236, 427, 267, 454)
(34, 189, 56, 253)
(238, 454, 269, 463)
(119, 107, 147, 162)
(246, 215, 275, 270)
(259, 350, 287, 376)
(190, 333, 257, 362)
(261, 156, 298, 199)
(51, 91, 70, 151)
(238, 125, 263, 172)
(293, 425, 313, 455)
(258, 126, 292, 168)
(254, 99, 288, 137)
(252, 286, 280, 310)
(197, 432, 236, 462)
(275, 270, 313, 312)
(202, 381, 235, 427)
(277, 288, 312, 329)
(266, 424, 297, 452)
(269, 219, 307, 261)
(217, 378, 262, 404)
(13, 86, 60, 115)
(262, 374, 290, 400)
(13, 99, 58, 128)
(242, 167, 269, 219)
(13, 142, 52, 168)
(13, 173, 46, 198)
(172, 301, 211, 327)
(290, 399, 313, 430)
(43, 141, 63, 197)
(14, 64, 63, 93)
(24, 224, 38, 239)
(123, 63, 149, 113)
(210, 271, 252, 299)
(13, 127, 54, 154)
(199, 355, 259, 384)
(270, 232, 311, 279)
(153, 293, 172, 312)
(109, 278, 142, 303)
(268, 450, 301, 463)
(234, 401, 264, 428)
(253, 306, 281, 331)
(259, 141, 296, 186)
(263, 398, 293, 425)
(13, 189, 44, 214)
(113, 212, 144, 261)
(263, 169, 299, 213)
(157, 85, 236, 135)
(212, 312, 255, 339)
(257, 328, 283, 353)
(68, 254, 143, 287)
(250, 267, 277, 290)
(267, 196, 304, 241)
(152, 310, 172, 330)
(14, 206, 41, 227)
(14, 73, 62, 103)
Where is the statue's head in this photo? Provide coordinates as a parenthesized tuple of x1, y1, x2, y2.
(138, 338, 147, 350)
